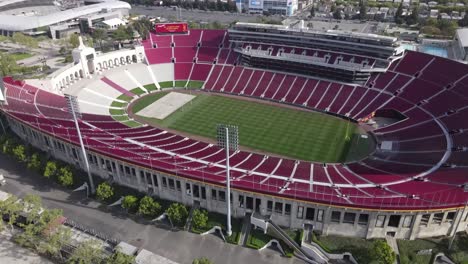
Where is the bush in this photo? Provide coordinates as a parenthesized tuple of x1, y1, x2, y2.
(192, 257, 212, 264)
(165, 203, 188, 227)
(27, 153, 42, 171)
(137, 196, 161, 218)
(192, 209, 208, 230)
(122, 195, 139, 211)
(12, 144, 27, 162)
(371, 240, 396, 264)
(43, 161, 58, 178)
(96, 182, 114, 202)
(57, 167, 73, 187)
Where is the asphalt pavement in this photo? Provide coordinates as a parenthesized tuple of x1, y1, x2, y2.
(0, 153, 303, 264)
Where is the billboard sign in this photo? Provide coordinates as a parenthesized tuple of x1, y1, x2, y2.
(154, 23, 188, 34)
(250, 0, 263, 8)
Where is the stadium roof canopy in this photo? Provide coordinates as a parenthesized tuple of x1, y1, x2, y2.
(0, 0, 131, 31)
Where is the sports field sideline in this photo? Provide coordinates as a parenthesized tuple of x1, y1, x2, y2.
(133, 91, 360, 162)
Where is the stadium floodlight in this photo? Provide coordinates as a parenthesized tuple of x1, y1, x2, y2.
(216, 124, 239, 237)
(65, 94, 96, 194)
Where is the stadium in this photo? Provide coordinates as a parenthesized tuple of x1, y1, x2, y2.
(1, 22, 468, 241)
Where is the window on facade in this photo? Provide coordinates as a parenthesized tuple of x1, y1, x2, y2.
(432, 213, 444, 224)
(358, 214, 369, 225)
(420, 214, 430, 226)
(331, 211, 341, 223)
(285, 204, 291, 216)
(403, 215, 413, 228)
(125, 166, 130, 175)
(317, 209, 324, 222)
(375, 215, 386, 227)
(131, 168, 136, 176)
(219, 191, 226, 202)
(343, 212, 356, 224)
(176, 180, 181, 191)
(153, 174, 158, 187)
(238, 195, 244, 208)
(388, 215, 401, 227)
(306, 208, 315, 221)
(446, 212, 456, 222)
(193, 185, 200, 198)
(186, 183, 191, 195)
(145, 172, 151, 186)
(211, 189, 217, 200)
(267, 201, 273, 212)
(119, 165, 124, 173)
(162, 177, 167, 188)
(168, 179, 175, 190)
(201, 187, 206, 199)
(274, 202, 283, 214)
(297, 206, 304, 219)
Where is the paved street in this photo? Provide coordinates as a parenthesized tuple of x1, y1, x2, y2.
(0, 153, 303, 264)
(0, 231, 53, 264)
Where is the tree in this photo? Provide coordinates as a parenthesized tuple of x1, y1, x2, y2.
(12, 144, 27, 162)
(370, 240, 396, 264)
(133, 18, 152, 40)
(58, 167, 74, 187)
(113, 25, 132, 45)
(11, 32, 38, 49)
(310, 6, 315, 17)
(68, 240, 104, 264)
(37, 226, 71, 260)
(395, 2, 404, 24)
(27, 153, 42, 171)
(0, 194, 23, 230)
(406, 5, 419, 25)
(43, 161, 58, 178)
(122, 195, 139, 211)
(191, 209, 208, 230)
(192, 257, 213, 264)
(96, 182, 114, 201)
(333, 8, 342, 20)
(105, 250, 136, 264)
(359, 0, 367, 20)
(137, 196, 161, 218)
(0, 52, 18, 76)
(165, 203, 188, 227)
(458, 13, 468, 27)
(22, 194, 43, 222)
(69, 34, 80, 48)
(92, 28, 108, 50)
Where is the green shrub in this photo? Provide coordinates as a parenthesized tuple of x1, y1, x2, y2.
(96, 182, 114, 202)
(192, 209, 208, 230)
(122, 195, 139, 211)
(137, 196, 161, 218)
(57, 167, 73, 187)
(43, 161, 58, 178)
(165, 203, 188, 227)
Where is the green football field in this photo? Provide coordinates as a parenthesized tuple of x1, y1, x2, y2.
(134, 92, 363, 162)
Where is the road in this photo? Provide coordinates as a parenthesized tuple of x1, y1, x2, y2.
(131, 5, 281, 24)
(0, 153, 303, 264)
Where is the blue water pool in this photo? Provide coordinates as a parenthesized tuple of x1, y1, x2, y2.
(418, 45, 448, 58)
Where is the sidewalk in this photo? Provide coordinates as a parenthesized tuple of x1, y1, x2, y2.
(0, 230, 53, 264)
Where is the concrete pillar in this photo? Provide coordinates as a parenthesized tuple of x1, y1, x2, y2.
(409, 213, 422, 240)
(322, 207, 332, 236)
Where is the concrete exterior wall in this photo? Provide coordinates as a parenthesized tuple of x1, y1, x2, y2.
(7, 106, 468, 241)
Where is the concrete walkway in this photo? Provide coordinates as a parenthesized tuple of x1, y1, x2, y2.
(0, 230, 53, 264)
(0, 153, 303, 264)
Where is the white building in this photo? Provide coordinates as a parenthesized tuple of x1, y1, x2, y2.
(454, 28, 468, 61)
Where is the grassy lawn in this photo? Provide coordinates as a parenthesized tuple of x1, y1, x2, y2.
(112, 115, 130, 122)
(122, 120, 142, 127)
(116, 94, 133, 102)
(130, 87, 146, 96)
(144, 83, 158, 92)
(285, 229, 304, 246)
(191, 211, 241, 245)
(398, 234, 468, 264)
(174, 80, 188, 87)
(312, 233, 380, 264)
(10, 52, 34, 61)
(135, 94, 357, 162)
(109, 108, 125, 115)
(247, 228, 273, 249)
(159, 81, 174, 88)
(186, 81, 204, 89)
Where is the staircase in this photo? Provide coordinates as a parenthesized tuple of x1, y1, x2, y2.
(240, 213, 252, 246)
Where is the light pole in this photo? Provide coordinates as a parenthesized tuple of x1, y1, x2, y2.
(217, 124, 239, 237)
(65, 94, 96, 194)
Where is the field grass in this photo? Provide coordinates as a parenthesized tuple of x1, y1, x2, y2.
(130, 88, 146, 96)
(144, 84, 158, 92)
(312, 233, 380, 264)
(186, 81, 204, 89)
(174, 81, 187, 87)
(10, 52, 34, 61)
(132, 92, 169, 114)
(135, 93, 357, 162)
(159, 81, 174, 88)
(247, 228, 273, 249)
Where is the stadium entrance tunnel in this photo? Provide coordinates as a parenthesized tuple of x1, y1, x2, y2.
(127, 89, 376, 163)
